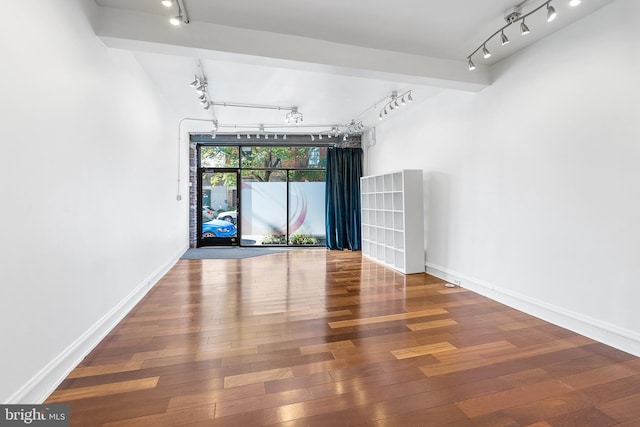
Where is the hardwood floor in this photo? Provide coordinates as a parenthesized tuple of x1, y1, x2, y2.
(46, 249, 640, 426)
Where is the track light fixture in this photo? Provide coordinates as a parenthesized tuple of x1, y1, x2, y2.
(285, 107, 303, 125)
(501, 31, 510, 45)
(378, 90, 413, 121)
(546, 4, 557, 21)
(162, 0, 189, 25)
(198, 88, 409, 143)
(467, 0, 580, 70)
(482, 45, 492, 59)
(189, 72, 211, 110)
(188, 65, 304, 123)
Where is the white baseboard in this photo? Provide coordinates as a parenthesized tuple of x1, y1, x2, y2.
(426, 262, 640, 358)
(7, 245, 188, 404)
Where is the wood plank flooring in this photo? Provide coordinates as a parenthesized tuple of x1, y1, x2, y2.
(45, 249, 640, 426)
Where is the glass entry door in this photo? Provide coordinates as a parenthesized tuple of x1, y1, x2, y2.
(199, 171, 238, 246)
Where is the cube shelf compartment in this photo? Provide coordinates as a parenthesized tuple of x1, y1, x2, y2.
(360, 169, 425, 274)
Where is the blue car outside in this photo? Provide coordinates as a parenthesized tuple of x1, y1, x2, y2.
(202, 219, 237, 237)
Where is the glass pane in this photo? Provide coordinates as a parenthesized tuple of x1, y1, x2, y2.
(201, 172, 238, 245)
(200, 146, 239, 168)
(240, 170, 287, 245)
(240, 146, 326, 169)
(289, 170, 326, 246)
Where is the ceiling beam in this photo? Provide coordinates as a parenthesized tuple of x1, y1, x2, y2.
(96, 6, 490, 92)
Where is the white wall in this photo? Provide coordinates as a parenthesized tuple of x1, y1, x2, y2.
(0, 0, 188, 402)
(368, 0, 640, 355)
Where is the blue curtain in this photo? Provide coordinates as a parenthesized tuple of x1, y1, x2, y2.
(325, 147, 363, 250)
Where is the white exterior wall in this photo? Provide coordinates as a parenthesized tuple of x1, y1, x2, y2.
(0, 0, 188, 402)
(367, 0, 640, 355)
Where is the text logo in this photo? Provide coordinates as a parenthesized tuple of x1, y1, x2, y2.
(0, 405, 69, 426)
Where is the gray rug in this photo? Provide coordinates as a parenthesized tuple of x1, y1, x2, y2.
(180, 246, 297, 259)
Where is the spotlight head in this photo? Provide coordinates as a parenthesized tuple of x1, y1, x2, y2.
(237, 133, 241, 140)
(379, 112, 383, 120)
(407, 92, 413, 102)
(283, 134, 287, 140)
(468, 57, 476, 71)
(521, 20, 531, 35)
(170, 14, 182, 26)
(401, 96, 407, 106)
(161, 0, 173, 7)
(501, 31, 510, 45)
(482, 45, 491, 59)
(189, 77, 199, 87)
(210, 132, 217, 139)
(547, 4, 557, 22)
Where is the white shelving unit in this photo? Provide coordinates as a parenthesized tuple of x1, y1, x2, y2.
(361, 169, 425, 274)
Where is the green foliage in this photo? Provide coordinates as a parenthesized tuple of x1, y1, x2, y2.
(201, 145, 327, 183)
(290, 234, 318, 245)
(261, 233, 287, 245)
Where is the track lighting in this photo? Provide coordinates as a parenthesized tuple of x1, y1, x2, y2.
(467, 0, 578, 70)
(482, 45, 491, 59)
(285, 107, 303, 125)
(546, 4, 557, 22)
(378, 90, 413, 121)
(501, 31, 510, 45)
(163, 0, 189, 26)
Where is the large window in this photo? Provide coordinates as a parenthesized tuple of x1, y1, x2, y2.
(198, 144, 327, 247)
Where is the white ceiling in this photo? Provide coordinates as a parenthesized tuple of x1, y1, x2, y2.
(94, 0, 615, 133)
